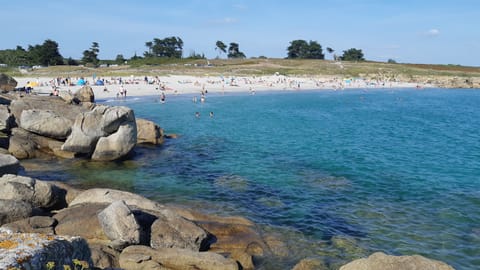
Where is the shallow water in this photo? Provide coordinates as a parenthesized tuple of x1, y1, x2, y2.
(22, 88, 480, 269)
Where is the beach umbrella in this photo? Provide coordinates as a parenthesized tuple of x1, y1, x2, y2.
(95, 80, 104, 86)
(77, 79, 86, 86)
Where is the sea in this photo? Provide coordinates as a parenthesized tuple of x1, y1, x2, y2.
(21, 88, 480, 269)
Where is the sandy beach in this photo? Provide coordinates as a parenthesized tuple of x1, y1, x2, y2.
(13, 74, 424, 101)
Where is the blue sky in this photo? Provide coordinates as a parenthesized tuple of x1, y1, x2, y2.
(1, 0, 479, 66)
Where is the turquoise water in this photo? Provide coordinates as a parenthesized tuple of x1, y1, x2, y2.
(22, 89, 480, 269)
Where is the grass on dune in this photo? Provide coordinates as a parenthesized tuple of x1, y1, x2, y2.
(4, 58, 480, 80)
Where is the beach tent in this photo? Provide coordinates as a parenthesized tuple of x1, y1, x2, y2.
(26, 81, 38, 87)
(77, 78, 86, 86)
(95, 80, 104, 86)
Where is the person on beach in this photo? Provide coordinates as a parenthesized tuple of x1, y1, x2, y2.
(50, 87, 59, 96)
(119, 85, 127, 99)
(160, 92, 166, 103)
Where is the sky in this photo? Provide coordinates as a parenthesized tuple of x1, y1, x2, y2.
(1, 0, 479, 66)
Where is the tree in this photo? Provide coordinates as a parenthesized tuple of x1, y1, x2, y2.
(130, 52, 142, 60)
(326, 47, 336, 60)
(145, 37, 183, 58)
(187, 51, 206, 59)
(0, 40, 64, 66)
(305, 41, 324, 59)
(82, 42, 100, 66)
(215, 41, 227, 58)
(227, 42, 246, 58)
(287, 40, 324, 59)
(340, 48, 365, 61)
(39, 39, 64, 66)
(287, 40, 308, 58)
(0, 48, 28, 66)
(144, 41, 153, 57)
(115, 54, 126, 64)
(387, 58, 397, 64)
(27, 39, 63, 66)
(66, 57, 78, 66)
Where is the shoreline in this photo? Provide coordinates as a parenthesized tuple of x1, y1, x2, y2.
(4, 73, 462, 269)
(13, 74, 428, 100)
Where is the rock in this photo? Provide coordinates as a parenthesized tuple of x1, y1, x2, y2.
(0, 154, 20, 176)
(92, 123, 137, 161)
(61, 108, 107, 154)
(214, 174, 249, 192)
(0, 200, 33, 225)
(20, 109, 72, 139)
(8, 127, 73, 159)
(8, 129, 37, 159)
(58, 90, 74, 104)
(0, 133, 9, 150)
(89, 243, 121, 269)
(136, 118, 164, 145)
(0, 174, 57, 209)
(49, 181, 83, 207)
(62, 105, 137, 161)
(292, 258, 327, 270)
(54, 203, 109, 243)
(119, 245, 238, 270)
(51, 144, 77, 159)
(0, 105, 13, 132)
(229, 249, 254, 270)
(97, 200, 141, 249)
(166, 206, 264, 269)
(69, 188, 166, 213)
(150, 209, 210, 251)
(199, 220, 267, 269)
(1, 216, 57, 234)
(0, 94, 12, 105)
(0, 73, 17, 92)
(165, 133, 178, 139)
(74, 85, 95, 103)
(171, 206, 255, 227)
(264, 234, 290, 257)
(9, 95, 88, 127)
(0, 147, 9, 155)
(0, 231, 92, 270)
(339, 252, 455, 270)
(70, 188, 210, 251)
(199, 222, 266, 255)
(331, 235, 366, 256)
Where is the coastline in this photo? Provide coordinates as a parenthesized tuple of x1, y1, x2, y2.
(2, 73, 466, 269)
(14, 74, 426, 100)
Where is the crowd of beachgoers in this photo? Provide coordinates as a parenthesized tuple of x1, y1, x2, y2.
(14, 74, 425, 101)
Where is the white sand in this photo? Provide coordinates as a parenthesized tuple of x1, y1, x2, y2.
(13, 74, 423, 100)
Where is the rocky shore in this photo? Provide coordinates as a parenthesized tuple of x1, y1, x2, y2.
(0, 73, 457, 269)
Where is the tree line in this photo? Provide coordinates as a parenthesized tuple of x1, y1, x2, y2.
(286, 40, 365, 61)
(0, 37, 365, 67)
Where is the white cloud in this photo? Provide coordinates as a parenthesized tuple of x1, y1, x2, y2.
(209, 17, 238, 25)
(425, 29, 440, 37)
(233, 4, 248, 10)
